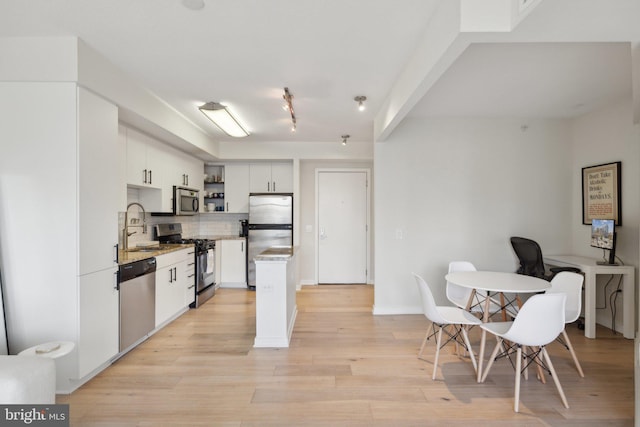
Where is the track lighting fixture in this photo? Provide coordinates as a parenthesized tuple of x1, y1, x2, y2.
(283, 87, 297, 132)
(341, 134, 350, 146)
(354, 95, 367, 111)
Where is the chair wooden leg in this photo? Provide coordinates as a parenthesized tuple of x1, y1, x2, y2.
(514, 346, 522, 413)
(480, 338, 503, 383)
(418, 331, 429, 358)
(562, 329, 585, 377)
(418, 323, 435, 359)
(432, 326, 443, 380)
(542, 347, 569, 409)
(523, 345, 529, 381)
(531, 346, 546, 384)
(461, 327, 477, 373)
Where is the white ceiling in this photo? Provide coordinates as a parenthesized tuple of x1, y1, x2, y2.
(0, 0, 635, 146)
(0, 0, 441, 143)
(409, 42, 632, 120)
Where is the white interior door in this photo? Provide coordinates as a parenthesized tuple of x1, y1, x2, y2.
(318, 171, 368, 284)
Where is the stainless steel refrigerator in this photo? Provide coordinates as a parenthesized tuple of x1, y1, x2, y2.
(247, 193, 293, 289)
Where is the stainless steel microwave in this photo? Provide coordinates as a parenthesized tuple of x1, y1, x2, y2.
(174, 186, 199, 215)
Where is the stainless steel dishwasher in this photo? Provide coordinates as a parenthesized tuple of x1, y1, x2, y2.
(118, 257, 156, 352)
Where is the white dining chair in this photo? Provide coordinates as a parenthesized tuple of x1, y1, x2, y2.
(413, 273, 482, 380)
(546, 271, 585, 377)
(480, 293, 569, 412)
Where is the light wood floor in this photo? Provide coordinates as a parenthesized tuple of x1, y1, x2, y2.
(59, 285, 634, 426)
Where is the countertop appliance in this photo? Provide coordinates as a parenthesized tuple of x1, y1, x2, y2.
(247, 193, 293, 289)
(239, 219, 248, 237)
(156, 223, 216, 307)
(173, 186, 199, 216)
(118, 257, 156, 353)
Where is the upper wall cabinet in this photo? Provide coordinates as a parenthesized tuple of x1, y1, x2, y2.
(169, 147, 203, 191)
(124, 127, 204, 213)
(224, 163, 250, 213)
(126, 129, 163, 189)
(249, 162, 293, 193)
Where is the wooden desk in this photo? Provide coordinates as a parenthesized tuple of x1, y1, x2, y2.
(445, 271, 550, 382)
(544, 255, 635, 339)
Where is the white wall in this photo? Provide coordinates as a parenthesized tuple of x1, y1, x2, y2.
(569, 97, 640, 332)
(373, 117, 574, 314)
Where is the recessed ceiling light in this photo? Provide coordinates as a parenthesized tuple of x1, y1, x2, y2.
(182, 0, 205, 11)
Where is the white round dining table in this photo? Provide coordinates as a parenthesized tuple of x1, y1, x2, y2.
(445, 271, 550, 294)
(444, 271, 550, 382)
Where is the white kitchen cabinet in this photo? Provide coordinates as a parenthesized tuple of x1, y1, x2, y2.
(126, 128, 203, 214)
(219, 239, 247, 286)
(155, 248, 192, 327)
(79, 88, 120, 275)
(78, 268, 119, 378)
(167, 145, 204, 190)
(126, 128, 163, 189)
(249, 162, 293, 193)
(117, 125, 129, 212)
(0, 82, 120, 392)
(224, 163, 250, 213)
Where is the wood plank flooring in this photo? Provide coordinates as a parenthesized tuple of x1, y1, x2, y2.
(58, 285, 634, 426)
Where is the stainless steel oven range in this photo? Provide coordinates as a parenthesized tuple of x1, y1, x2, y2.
(155, 223, 216, 308)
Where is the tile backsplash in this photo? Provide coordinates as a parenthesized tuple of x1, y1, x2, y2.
(120, 190, 248, 248)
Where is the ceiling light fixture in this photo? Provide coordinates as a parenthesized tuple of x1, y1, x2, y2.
(198, 102, 250, 138)
(341, 134, 350, 146)
(181, 0, 205, 11)
(283, 87, 297, 132)
(354, 95, 367, 111)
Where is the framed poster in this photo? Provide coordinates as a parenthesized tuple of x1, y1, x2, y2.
(582, 161, 621, 225)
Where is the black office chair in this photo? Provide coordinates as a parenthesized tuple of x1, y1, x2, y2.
(510, 236, 581, 281)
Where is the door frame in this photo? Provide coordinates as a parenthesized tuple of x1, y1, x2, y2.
(315, 168, 371, 285)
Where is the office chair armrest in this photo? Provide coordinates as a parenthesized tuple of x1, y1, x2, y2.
(549, 266, 581, 274)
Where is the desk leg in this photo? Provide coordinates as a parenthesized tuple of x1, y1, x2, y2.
(584, 272, 596, 339)
(623, 271, 635, 339)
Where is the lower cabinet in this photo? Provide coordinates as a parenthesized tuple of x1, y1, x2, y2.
(218, 239, 247, 287)
(155, 248, 192, 327)
(78, 267, 119, 378)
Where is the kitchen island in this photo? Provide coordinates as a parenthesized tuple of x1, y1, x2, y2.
(253, 246, 298, 348)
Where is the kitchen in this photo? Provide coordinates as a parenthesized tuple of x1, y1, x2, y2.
(0, 35, 374, 393)
(1, 98, 298, 395)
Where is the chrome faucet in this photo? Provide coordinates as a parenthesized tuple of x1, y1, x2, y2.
(123, 202, 147, 251)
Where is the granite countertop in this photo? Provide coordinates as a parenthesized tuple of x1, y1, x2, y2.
(254, 246, 295, 261)
(118, 243, 194, 265)
(204, 235, 246, 240)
